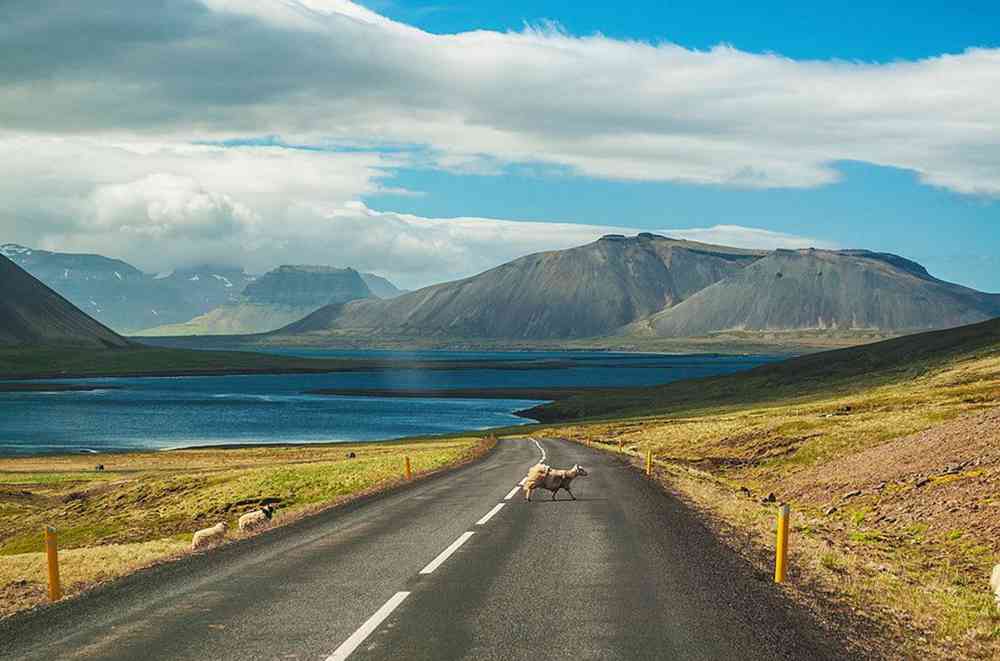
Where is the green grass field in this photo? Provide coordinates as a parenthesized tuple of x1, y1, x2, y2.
(0, 437, 490, 617)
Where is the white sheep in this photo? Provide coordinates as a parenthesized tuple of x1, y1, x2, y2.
(191, 521, 228, 550)
(991, 564, 1000, 608)
(238, 504, 276, 533)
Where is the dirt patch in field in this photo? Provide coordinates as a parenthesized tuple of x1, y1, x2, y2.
(782, 408, 1000, 542)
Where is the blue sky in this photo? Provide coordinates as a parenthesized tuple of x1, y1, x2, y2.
(3, 1, 998, 290)
(357, 0, 1000, 291)
(367, 1, 999, 61)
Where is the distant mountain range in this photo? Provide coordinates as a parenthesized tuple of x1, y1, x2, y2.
(5, 236, 998, 346)
(0, 253, 130, 348)
(280, 234, 763, 340)
(142, 265, 379, 335)
(272, 234, 1000, 343)
(1, 244, 404, 335)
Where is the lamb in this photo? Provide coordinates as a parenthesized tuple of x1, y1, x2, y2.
(238, 504, 276, 533)
(191, 521, 228, 550)
(991, 564, 1000, 608)
(522, 462, 588, 501)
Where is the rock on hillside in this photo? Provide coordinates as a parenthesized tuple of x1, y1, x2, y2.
(637, 248, 1000, 336)
(141, 265, 374, 336)
(0, 254, 130, 348)
(275, 234, 764, 340)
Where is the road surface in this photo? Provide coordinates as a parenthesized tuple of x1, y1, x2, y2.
(0, 438, 853, 660)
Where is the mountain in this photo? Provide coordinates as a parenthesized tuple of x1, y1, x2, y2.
(635, 248, 1000, 337)
(275, 234, 764, 341)
(0, 244, 252, 333)
(361, 272, 405, 299)
(141, 265, 375, 336)
(0, 254, 130, 348)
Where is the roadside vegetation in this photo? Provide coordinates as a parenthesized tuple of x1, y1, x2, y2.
(527, 318, 1000, 659)
(0, 437, 489, 618)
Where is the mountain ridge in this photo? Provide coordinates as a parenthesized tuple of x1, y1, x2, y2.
(0, 254, 131, 348)
(277, 234, 765, 340)
(636, 247, 1000, 337)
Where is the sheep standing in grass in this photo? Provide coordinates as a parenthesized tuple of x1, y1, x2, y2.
(238, 504, 276, 533)
(191, 522, 228, 550)
(522, 463, 588, 501)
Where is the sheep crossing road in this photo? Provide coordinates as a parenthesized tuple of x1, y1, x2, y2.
(0, 439, 852, 660)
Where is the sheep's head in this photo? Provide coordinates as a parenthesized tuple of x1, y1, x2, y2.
(263, 504, 276, 518)
(573, 464, 589, 477)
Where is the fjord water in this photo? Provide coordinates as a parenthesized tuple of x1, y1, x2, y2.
(0, 351, 776, 455)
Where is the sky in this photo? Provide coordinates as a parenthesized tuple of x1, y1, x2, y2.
(1, 0, 998, 291)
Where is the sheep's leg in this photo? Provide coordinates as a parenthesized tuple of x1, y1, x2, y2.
(551, 489, 557, 501)
(525, 487, 532, 502)
(566, 486, 576, 500)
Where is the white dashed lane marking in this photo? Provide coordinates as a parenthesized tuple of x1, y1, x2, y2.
(504, 486, 520, 500)
(419, 532, 475, 575)
(476, 503, 505, 525)
(326, 591, 410, 661)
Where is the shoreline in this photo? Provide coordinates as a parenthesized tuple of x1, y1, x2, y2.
(0, 383, 122, 393)
(0, 424, 537, 460)
(304, 386, 590, 400)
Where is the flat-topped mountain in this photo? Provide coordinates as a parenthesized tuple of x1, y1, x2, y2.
(242, 265, 371, 306)
(1, 244, 251, 333)
(635, 248, 1000, 336)
(141, 265, 376, 336)
(276, 234, 764, 340)
(0, 254, 130, 348)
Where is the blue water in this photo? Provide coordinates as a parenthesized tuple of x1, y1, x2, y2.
(0, 350, 777, 455)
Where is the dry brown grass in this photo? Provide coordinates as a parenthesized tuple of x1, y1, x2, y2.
(0, 539, 189, 618)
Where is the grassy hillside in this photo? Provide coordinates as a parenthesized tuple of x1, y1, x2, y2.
(0, 345, 583, 380)
(527, 317, 1000, 658)
(0, 346, 358, 379)
(526, 316, 1000, 421)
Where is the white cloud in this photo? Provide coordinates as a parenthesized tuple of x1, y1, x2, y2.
(2, 0, 998, 193)
(237, 202, 832, 289)
(0, 133, 827, 286)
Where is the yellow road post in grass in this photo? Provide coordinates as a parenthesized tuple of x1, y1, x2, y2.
(405, 456, 412, 480)
(44, 526, 62, 602)
(775, 504, 790, 583)
(618, 439, 624, 453)
(645, 448, 652, 476)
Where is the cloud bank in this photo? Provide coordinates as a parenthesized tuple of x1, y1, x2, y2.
(1, 0, 996, 285)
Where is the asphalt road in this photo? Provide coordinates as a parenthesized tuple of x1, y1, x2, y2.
(0, 438, 853, 660)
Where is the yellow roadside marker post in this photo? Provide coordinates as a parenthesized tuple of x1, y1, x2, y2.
(645, 448, 652, 476)
(618, 439, 624, 453)
(45, 526, 62, 602)
(774, 504, 790, 583)
(405, 456, 412, 480)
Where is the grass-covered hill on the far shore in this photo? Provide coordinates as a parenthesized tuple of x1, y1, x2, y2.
(0, 344, 586, 380)
(524, 316, 1000, 422)
(0, 345, 363, 380)
(524, 316, 1000, 659)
